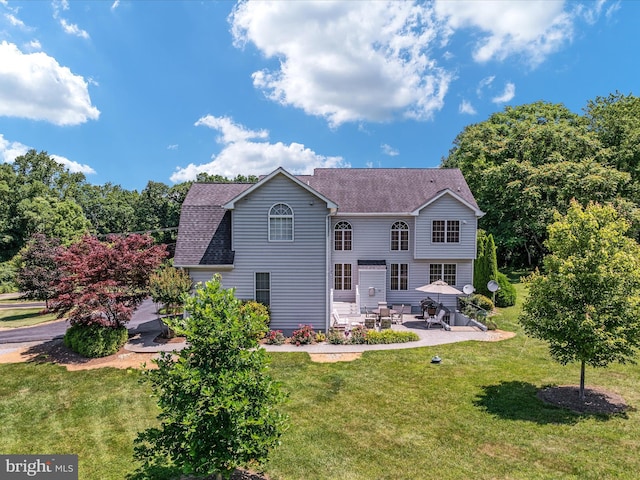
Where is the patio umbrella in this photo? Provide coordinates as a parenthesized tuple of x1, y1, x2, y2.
(415, 279, 463, 303)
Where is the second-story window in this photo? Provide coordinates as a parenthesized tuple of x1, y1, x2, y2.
(432, 220, 460, 243)
(269, 203, 293, 241)
(334, 221, 352, 250)
(391, 221, 409, 251)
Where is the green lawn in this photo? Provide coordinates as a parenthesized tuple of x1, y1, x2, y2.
(1, 285, 639, 479)
(0, 307, 58, 327)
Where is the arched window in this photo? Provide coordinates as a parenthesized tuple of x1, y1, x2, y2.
(334, 221, 352, 250)
(391, 221, 409, 251)
(269, 203, 293, 241)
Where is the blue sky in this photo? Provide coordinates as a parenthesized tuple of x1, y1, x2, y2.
(0, 0, 635, 191)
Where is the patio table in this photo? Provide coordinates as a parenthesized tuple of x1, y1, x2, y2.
(372, 308, 396, 330)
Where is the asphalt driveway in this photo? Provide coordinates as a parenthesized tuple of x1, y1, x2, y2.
(0, 298, 160, 344)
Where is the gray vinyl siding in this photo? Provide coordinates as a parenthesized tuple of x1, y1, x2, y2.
(415, 194, 477, 260)
(215, 175, 330, 333)
(331, 214, 474, 311)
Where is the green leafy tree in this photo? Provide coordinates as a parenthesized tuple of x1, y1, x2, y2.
(15, 234, 62, 308)
(520, 200, 640, 399)
(149, 264, 193, 314)
(443, 101, 635, 266)
(133, 277, 287, 480)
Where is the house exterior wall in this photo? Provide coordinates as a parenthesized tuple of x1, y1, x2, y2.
(204, 175, 330, 333)
(415, 194, 478, 260)
(330, 211, 475, 311)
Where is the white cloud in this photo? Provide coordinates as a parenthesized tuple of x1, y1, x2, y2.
(230, 1, 452, 127)
(111, 0, 120, 11)
(5, 12, 25, 28)
(170, 115, 349, 182)
(0, 133, 96, 174)
(492, 82, 516, 104)
(434, 0, 575, 66)
(52, 0, 89, 39)
(59, 18, 89, 39)
(459, 99, 477, 115)
(381, 144, 399, 157)
(0, 133, 28, 163)
(167, 144, 179, 151)
(24, 39, 42, 51)
(51, 154, 96, 174)
(0, 41, 100, 125)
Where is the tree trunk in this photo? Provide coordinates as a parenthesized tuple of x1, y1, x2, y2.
(579, 360, 586, 401)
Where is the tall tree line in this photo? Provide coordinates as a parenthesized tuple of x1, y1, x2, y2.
(0, 150, 258, 263)
(443, 92, 640, 267)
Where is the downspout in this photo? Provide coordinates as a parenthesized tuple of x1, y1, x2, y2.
(326, 214, 332, 333)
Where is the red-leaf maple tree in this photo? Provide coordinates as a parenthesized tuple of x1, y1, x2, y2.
(52, 234, 168, 328)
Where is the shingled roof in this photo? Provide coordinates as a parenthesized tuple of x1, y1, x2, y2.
(174, 168, 481, 266)
(173, 183, 252, 267)
(303, 168, 479, 214)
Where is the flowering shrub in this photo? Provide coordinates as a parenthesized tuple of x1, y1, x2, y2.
(327, 328, 346, 345)
(265, 329, 286, 345)
(290, 324, 316, 346)
(349, 325, 367, 344)
(315, 331, 327, 342)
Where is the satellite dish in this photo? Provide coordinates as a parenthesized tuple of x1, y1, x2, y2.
(463, 284, 475, 295)
(487, 280, 500, 292)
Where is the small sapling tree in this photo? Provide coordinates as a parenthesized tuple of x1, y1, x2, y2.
(133, 276, 287, 479)
(520, 200, 640, 400)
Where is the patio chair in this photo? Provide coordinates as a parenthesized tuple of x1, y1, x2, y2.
(391, 304, 406, 324)
(363, 307, 377, 329)
(425, 309, 447, 330)
(379, 307, 392, 329)
(332, 310, 349, 330)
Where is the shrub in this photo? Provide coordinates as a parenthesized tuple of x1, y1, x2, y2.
(327, 328, 346, 345)
(366, 330, 419, 345)
(63, 324, 128, 358)
(495, 271, 517, 307)
(468, 293, 494, 312)
(265, 329, 286, 345)
(315, 331, 327, 343)
(240, 300, 271, 340)
(290, 324, 316, 346)
(348, 325, 367, 344)
(133, 277, 286, 479)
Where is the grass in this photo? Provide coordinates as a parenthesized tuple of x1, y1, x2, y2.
(1, 285, 639, 479)
(0, 307, 58, 327)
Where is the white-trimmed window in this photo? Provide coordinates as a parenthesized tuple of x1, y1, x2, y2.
(429, 263, 456, 285)
(334, 263, 352, 290)
(255, 272, 270, 306)
(432, 220, 460, 243)
(391, 221, 409, 251)
(269, 203, 293, 241)
(334, 221, 352, 251)
(391, 263, 408, 290)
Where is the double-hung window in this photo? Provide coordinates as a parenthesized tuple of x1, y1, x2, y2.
(429, 263, 457, 285)
(391, 263, 408, 290)
(269, 203, 293, 241)
(334, 263, 352, 290)
(432, 220, 460, 243)
(334, 221, 352, 250)
(391, 221, 409, 251)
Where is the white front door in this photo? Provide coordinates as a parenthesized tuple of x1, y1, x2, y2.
(359, 268, 387, 310)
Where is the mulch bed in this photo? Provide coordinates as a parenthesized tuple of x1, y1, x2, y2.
(537, 385, 629, 414)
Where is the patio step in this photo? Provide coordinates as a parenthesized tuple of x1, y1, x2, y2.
(333, 302, 359, 317)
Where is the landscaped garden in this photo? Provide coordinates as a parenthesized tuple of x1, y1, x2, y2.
(1, 282, 640, 479)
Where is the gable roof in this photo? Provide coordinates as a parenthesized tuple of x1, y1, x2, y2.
(223, 167, 338, 210)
